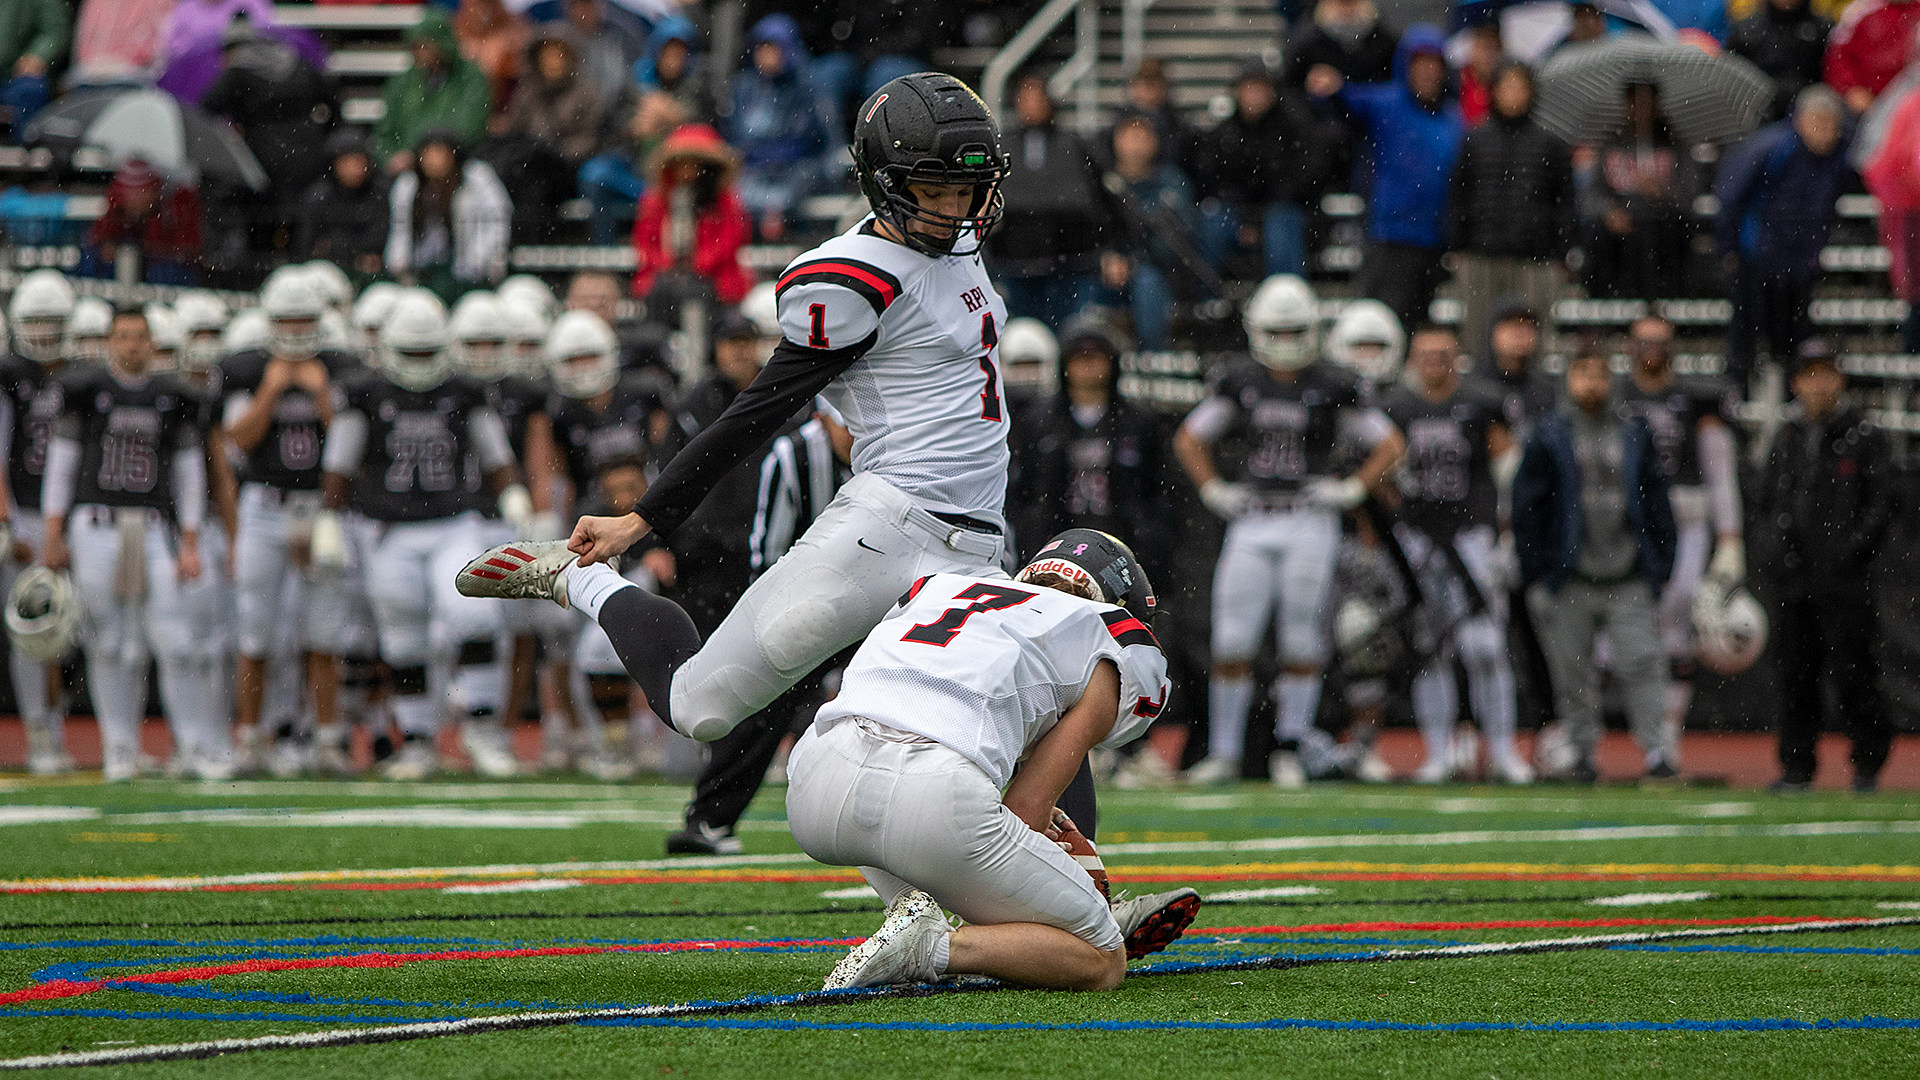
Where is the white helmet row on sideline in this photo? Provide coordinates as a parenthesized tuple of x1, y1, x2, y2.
(449, 290, 512, 381)
(1325, 299, 1406, 386)
(64, 295, 112, 364)
(8, 269, 76, 363)
(500, 297, 550, 377)
(223, 307, 271, 357)
(740, 280, 779, 340)
(351, 281, 403, 363)
(998, 316, 1059, 393)
(498, 273, 559, 323)
(173, 290, 230, 371)
(380, 288, 454, 391)
(144, 303, 183, 369)
(545, 309, 618, 399)
(1243, 273, 1320, 372)
(262, 265, 327, 361)
(303, 260, 353, 313)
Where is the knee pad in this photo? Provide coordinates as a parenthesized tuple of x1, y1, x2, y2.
(751, 565, 869, 678)
(390, 664, 429, 697)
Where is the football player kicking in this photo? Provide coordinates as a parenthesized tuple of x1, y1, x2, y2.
(797, 533, 1190, 989)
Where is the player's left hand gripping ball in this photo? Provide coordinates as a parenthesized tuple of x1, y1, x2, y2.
(1052, 809, 1109, 901)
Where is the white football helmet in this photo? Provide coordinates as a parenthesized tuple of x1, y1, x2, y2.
(498, 274, 559, 322)
(173, 290, 230, 371)
(320, 309, 352, 354)
(63, 296, 112, 365)
(222, 308, 272, 358)
(302, 260, 354, 313)
(740, 281, 780, 340)
(262, 266, 328, 361)
(351, 282, 403, 363)
(1693, 576, 1767, 676)
(1243, 274, 1321, 371)
(380, 290, 453, 391)
(545, 310, 619, 399)
(144, 303, 183, 370)
(999, 317, 1059, 395)
(6, 566, 79, 662)
(449, 291, 512, 381)
(1326, 299, 1406, 386)
(8, 269, 76, 363)
(500, 298, 551, 377)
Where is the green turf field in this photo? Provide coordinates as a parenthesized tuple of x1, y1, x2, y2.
(0, 775, 1916, 1077)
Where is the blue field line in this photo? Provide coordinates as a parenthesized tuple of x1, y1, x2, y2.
(1609, 943, 1920, 957)
(578, 1015, 1920, 1035)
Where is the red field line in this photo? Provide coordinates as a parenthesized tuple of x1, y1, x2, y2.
(1192, 916, 1871, 935)
(1108, 870, 1920, 884)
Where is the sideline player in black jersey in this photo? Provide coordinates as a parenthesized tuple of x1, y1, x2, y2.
(0, 269, 79, 773)
(316, 290, 531, 780)
(1174, 275, 1404, 788)
(40, 307, 223, 780)
(1380, 325, 1527, 784)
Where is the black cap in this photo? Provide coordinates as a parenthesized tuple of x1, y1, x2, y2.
(1234, 55, 1279, 86)
(1794, 338, 1838, 373)
(1490, 296, 1540, 327)
(1059, 314, 1127, 360)
(713, 309, 757, 341)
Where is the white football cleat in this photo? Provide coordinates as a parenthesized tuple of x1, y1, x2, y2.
(1490, 752, 1535, 786)
(313, 727, 358, 777)
(1182, 756, 1240, 786)
(1269, 750, 1306, 790)
(823, 888, 947, 990)
(1412, 754, 1453, 784)
(455, 540, 576, 607)
(460, 717, 520, 777)
(1354, 749, 1394, 783)
(382, 738, 438, 781)
(1112, 750, 1177, 789)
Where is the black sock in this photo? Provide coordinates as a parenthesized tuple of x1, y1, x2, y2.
(597, 586, 703, 733)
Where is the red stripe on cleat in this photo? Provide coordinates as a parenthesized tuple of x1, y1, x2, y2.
(483, 558, 519, 571)
(503, 547, 534, 561)
(469, 569, 505, 580)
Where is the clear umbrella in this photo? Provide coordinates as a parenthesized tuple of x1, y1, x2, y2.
(1533, 34, 1774, 146)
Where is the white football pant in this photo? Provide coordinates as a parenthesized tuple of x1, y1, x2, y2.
(364, 513, 503, 737)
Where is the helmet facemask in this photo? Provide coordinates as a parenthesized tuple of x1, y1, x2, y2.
(862, 155, 1007, 257)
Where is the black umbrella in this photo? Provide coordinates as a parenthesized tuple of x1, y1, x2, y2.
(1534, 35, 1774, 146)
(23, 86, 269, 191)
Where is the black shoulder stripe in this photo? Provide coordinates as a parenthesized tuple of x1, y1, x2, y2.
(775, 258, 904, 317)
(1101, 609, 1160, 649)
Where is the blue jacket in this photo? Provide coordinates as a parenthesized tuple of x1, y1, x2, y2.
(725, 15, 832, 170)
(634, 15, 702, 93)
(1513, 406, 1676, 593)
(1338, 25, 1465, 249)
(1714, 119, 1853, 278)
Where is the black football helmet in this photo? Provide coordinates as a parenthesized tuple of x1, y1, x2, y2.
(1017, 529, 1159, 622)
(851, 72, 1007, 257)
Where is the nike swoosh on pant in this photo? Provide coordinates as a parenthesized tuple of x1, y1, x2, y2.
(856, 538, 884, 554)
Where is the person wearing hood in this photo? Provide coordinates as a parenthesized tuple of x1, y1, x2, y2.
(453, 0, 529, 111)
(1729, 0, 1834, 120)
(629, 123, 752, 306)
(160, 0, 276, 64)
(82, 160, 205, 285)
(1310, 25, 1465, 331)
(1715, 84, 1853, 387)
(297, 128, 391, 278)
(373, 9, 494, 173)
(721, 14, 835, 240)
(563, 0, 645, 109)
(201, 17, 341, 207)
(1197, 58, 1334, 281)
(634, 15, 713, 121)
(1285, 0, 1398, 92)
(1861, 25, 1920, 352)
(498, 27, 607, 167)
(387, 131, 513, 298)
(1823, 0, 1920, 113)
(1448, 61, 1572, 363)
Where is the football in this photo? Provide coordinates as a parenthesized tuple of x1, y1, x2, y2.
(1056, 813, 1110, 901)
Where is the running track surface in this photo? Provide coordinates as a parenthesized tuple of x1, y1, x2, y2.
(0, 720, 1914, 791)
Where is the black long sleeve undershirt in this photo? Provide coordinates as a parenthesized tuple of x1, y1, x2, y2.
(635, 332, 874, 540)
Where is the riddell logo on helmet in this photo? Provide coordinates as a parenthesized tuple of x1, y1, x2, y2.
(1022, 559, 1094, 589)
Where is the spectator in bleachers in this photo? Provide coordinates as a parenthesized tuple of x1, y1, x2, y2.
(454, 0, 530, 111)
(1455, 19, 1503, 128)
(1861, 27, 1920, 353)
(1196, 58, 1330, 281)
(1715, 85, 1852, 388)
(1119, 58, 1200, 180)
(81, 159, 204, 285)
(373, 10, 494, 174)
(498, 28, 607, 168)
(1649, 0, 1731, 42)
(630, 122, 751, 307)
(1285, 0, 1397, 93)
(578, 90, 685, 244)
(297, 128, 390, 279)
(386, 130, 513, 298)
(722, 14, 835, 241)
(634, 15, 713, 122)
(202, 19, 341, 211)
(1729, 0, 1835, 120)
(1823, 0, 1920, 112)
(1514, 349, 1676, 784)
(1760, 341, 1894, 793)
(1, 0, 68, 139)
(1449, 61, 1572, 364)
(562, 0, 644, 112)
(1577, 83, 1701, 301)
(991, 72, 1114, 329)
(1311, 25, 1464, 331)
(161, 0, 275, 65)
(1096, 111, 1203, 351)
(807, 1, 942, 131)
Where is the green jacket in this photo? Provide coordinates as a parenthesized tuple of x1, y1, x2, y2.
(0, 0, 70, 72)
(371, 9, 492, 161)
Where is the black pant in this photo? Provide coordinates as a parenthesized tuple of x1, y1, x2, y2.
(1773, 587, 1892, 781)
(1727, 267, 1813, 389)
(1356, 241, 1444, 332)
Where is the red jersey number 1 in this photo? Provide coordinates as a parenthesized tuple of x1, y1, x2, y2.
(978, 313, 1002, 422)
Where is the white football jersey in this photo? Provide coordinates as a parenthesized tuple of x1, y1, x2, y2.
(814, 573, 1171, 788)
(775, 219, 1012, 525)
